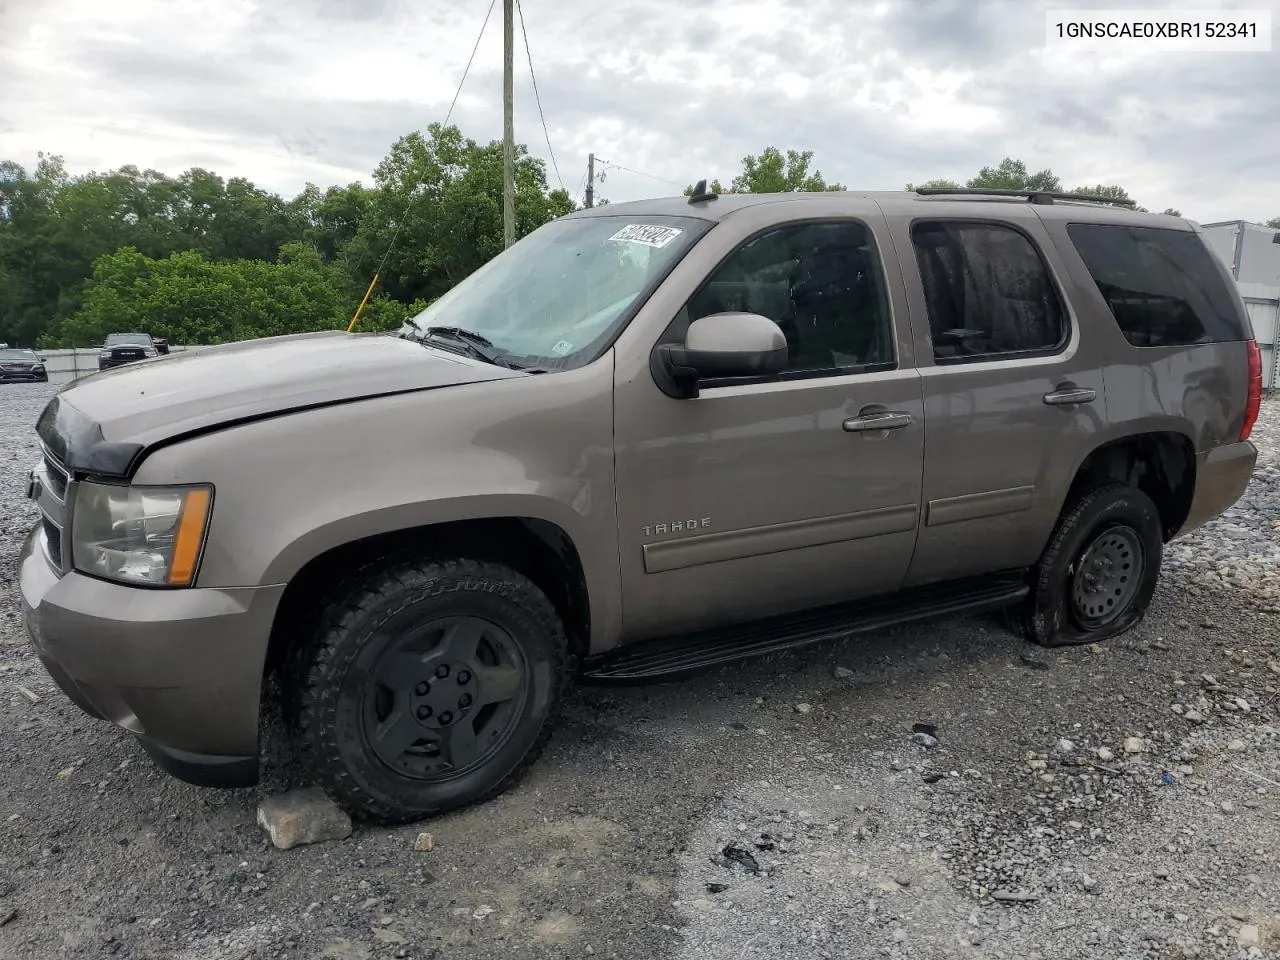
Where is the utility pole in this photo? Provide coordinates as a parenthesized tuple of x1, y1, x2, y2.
(502, 0, 515, 248)
(585, 153, 594, 208)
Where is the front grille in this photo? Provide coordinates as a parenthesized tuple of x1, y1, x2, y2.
(43, 449, 69, 500)
(42, 516, 63, 568)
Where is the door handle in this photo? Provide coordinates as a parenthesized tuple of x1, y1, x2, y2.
(843, 411, 913, 432)
(1042, 387, 1096, 406)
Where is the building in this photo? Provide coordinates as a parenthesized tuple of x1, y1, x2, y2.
(1201, 219, 1280, 390)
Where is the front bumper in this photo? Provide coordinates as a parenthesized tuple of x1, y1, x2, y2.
(1179, 440, 1258, 536)
(0, 370, 47, 382)
(18, 524, 285, 788)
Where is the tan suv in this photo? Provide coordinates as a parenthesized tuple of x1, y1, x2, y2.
(20, 186, 1263, 824)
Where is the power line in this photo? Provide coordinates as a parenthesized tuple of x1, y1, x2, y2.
(593, 158, 685, 188)
(349, 0, 497, 330)
(515, 0, 565, 193)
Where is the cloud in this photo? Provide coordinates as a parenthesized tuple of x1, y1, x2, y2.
(0, 0, 1277, 222)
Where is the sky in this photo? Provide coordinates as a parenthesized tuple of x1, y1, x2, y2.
(0, 0, 1277, 223)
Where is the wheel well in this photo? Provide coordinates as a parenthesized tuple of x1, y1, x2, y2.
(263, 517, 591, 681)
(1066, 433, 1196, 541)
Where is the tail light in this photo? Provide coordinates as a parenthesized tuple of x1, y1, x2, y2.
(1240, 339, 1262, 441)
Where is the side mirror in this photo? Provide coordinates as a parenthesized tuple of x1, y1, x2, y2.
(652, 312, 788, 399)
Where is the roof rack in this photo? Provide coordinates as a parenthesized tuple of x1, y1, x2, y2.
(912, 186, 1136, 208)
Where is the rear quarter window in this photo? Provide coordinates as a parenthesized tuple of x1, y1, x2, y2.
(1065, 223, 1249, 346)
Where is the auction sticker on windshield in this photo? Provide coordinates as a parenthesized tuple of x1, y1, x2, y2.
(608, 224, 684, 248)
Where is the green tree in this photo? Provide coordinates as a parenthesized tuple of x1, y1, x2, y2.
(53, 242, 351, 347)
(684, 146, 845, 195)
(1266, 216, 1280, 228)
(348, 123, 573, 306)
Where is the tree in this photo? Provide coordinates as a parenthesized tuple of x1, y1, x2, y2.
(1266, 217, 1280, 229)
(684, 146, 845, 195)
(904, 158, 1150, 212)
(53, 242, 352, 346)
(348, 123, 573, 306)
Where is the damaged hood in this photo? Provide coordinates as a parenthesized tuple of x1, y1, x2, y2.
(36, 331, 526, 477)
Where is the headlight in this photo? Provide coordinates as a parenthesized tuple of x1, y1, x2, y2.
(143, 348, 157, 357)
(99, 351, 111, 359)
(71, 482, 213, 586)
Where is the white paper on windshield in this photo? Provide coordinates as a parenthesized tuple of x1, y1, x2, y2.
(608, 224, 683, 248)
(551, 340, 574, 356)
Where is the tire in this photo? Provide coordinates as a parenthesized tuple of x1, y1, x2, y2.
(1017, 482, 1163, 648)
(286, 557, 569, 824)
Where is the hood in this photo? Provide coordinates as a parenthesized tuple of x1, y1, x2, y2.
(37, 330, 527, 477)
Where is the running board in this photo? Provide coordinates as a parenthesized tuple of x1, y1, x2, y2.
(580, 570, 1029, 683)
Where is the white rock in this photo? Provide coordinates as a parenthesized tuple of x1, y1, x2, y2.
(1123, 737, 1145, 754)
(256, 787, 353, 850)
(833, 666, 854, 679)
(795, 703, 812, 714)
(1228, 739, 1247, 752)
(1237, 924, 1260, 949)
(1054, 739, 1076, 755)
(1096, 747, 1115, 762)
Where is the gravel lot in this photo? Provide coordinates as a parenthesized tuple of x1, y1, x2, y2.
(1, 381, 1277, 960)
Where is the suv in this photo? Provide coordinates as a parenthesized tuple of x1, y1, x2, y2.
(20, 187, 1262, 825)
(98, 332, 164, 370)
(0, 347, 48, 383)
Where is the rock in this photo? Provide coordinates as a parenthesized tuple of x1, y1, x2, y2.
(795, 703, 812, 714)
(1089, 643, 1104, 654)
(1171, 704, 1184, 714)
(56, 767, 75, 780)
(1228, 740, 1247, 752)
(1096, 747, 1115, 762)
(1123, 737, 1145, 755)
(256, 787, 353, 850)
(912, 732, 939, 749)
(833, 666, 854, 679)
(1183, 710, 1206, 724)
(1237, 925, 1260, 949)
(1221, 801, 1235, 814)
(472, 904, 495, 921)
(0, 908, 15, 927)
(1235, 698, 1251, 712)
(413, 832, 434, 853)
(1027, 758, 1048, 771)
(1054, 739, 1076, 755)
(1081, 873, 1097, 891)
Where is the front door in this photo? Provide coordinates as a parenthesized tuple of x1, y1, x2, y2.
(612, 207, 926, 642)
(884, 204, 1111, 587)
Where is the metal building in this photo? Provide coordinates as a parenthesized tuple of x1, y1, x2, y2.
(1201, 219, 1280, 390)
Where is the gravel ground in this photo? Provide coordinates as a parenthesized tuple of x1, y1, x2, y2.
(1, 381, 1277, 960)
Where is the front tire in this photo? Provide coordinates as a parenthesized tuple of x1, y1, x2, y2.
(1018, 482, 1163, 648)
(286, 557, 569, 824)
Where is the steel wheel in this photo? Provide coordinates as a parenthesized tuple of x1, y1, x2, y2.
(360, 616, 529, 781)
(1070, 524, 1145, 629)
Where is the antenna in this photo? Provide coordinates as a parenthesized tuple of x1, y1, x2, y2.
(688, 179, 719, 204)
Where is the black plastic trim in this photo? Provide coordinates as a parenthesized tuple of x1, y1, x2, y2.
(137, 736, 259, 789)
(580, 570, 1029, 683)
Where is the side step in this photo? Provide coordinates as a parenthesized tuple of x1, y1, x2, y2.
(579, 570, 1029, 683)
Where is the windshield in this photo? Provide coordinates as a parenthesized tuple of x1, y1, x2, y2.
(405, 214, 711, 369)
(0, 349, 37, 360)
(105, 333, 151, 345)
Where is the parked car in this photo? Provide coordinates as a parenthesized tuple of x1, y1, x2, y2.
(98, 332, 162, 370)
(21, 187, 1262, 825)
(0, 347, 48, 383)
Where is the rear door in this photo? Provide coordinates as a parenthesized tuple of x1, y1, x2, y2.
(883, 203, 1111, 586)
(611, 204, 926, 642)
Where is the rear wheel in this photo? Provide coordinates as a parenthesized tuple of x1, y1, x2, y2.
(286, 557, 569, 824)
(1018, 482, 1163, 647)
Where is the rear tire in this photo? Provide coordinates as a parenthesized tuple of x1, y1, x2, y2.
(1018, 482, 1163, 648)
(286, 557, 569, 824)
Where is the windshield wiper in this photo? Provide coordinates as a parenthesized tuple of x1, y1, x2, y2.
(417, 325, 515, 368)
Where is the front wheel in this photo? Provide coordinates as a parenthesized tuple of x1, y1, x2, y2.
(286, 557, 570, 824)
(1018, 482, 1164, 648)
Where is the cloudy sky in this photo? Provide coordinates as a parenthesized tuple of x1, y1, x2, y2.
(1, 0, 1277, 223)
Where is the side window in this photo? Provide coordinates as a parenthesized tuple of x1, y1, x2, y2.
(910, 221, 1066, 363)
(1065, 223, 1249, 347)
(684, 220, 895, 376)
